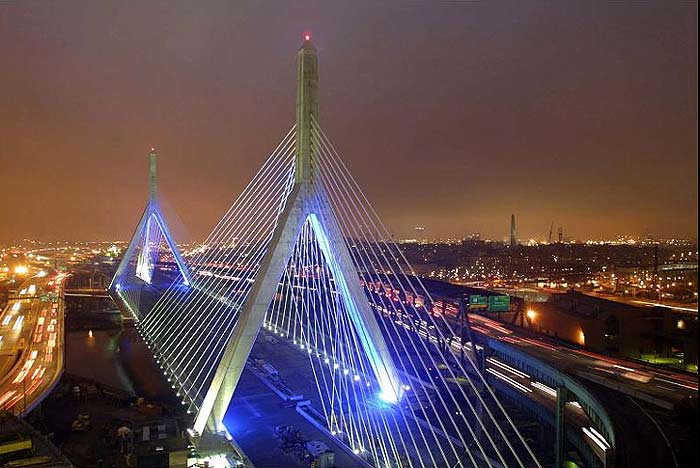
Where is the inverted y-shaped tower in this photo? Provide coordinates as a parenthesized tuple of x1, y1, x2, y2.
(110, 149, 192, 303)
(130, 38, 543, 468)
(194, 36, 402, 433)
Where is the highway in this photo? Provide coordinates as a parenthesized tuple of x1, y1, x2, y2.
(375, 312, 608, 459)
(0, 271, 67, 415)
(368, 277, 696, 408)
(364, 290, 696, 464)
(364, 302, 698, 465)
(466, 313, 698, 408)
(581, 290, 698, 314)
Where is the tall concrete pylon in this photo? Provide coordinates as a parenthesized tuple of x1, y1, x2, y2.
(110, 149, 192, 297)
(194, 36, 403, 434)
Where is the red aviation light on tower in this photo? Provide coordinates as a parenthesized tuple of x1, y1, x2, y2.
(303, 32, 312, 42)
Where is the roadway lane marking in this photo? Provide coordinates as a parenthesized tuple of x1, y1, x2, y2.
(655, 377, 698, 391)
(627, 396, 679, 468)
(654, 385, 675, 392)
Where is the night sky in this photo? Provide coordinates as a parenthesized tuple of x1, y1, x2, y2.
(1, 1, 697, 243)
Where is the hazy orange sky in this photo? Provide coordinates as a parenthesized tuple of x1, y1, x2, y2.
(0, 1, 697, 243)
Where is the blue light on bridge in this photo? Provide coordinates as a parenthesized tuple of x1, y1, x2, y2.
(378, 390, 399, 404)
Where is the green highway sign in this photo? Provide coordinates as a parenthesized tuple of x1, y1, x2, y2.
(469, 295, 488, 309)
(487, 295, 511, 312)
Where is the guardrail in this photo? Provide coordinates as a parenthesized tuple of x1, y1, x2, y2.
(484, 336, 616, 448)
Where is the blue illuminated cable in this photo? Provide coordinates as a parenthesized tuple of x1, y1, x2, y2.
(312, 123, 529, 468)
(142, 136, 295, 344)
(150, 149, 294, 350)
(156, 159, 294, 363)
(315, 137, 502, 466)
(313, 127, 492, 466)
(183, 160, 298, 406)
(141, 132, 296, 410)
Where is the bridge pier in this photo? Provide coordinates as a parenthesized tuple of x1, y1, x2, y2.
(555, 386, 568, 468)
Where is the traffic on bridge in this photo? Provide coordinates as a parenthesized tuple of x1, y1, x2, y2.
(466, 313, 697, 405)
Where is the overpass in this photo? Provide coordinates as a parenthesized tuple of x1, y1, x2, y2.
(64, 288, 111, 298)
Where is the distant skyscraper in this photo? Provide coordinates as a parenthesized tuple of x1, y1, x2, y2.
(510, 214, 517, 247)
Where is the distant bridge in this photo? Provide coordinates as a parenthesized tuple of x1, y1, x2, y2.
(64, 288, 110, 298)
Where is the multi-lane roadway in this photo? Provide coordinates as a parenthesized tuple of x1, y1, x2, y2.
(366, 297, 696, 465)
(0, 271, 67, 414)
(467, 313, 698, 408)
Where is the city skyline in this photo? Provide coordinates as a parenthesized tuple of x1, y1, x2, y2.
(0, 4, 697, 467)
(0, 1, 697, 243)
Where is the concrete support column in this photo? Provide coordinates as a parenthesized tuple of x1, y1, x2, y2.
(556, 386, 568, 468)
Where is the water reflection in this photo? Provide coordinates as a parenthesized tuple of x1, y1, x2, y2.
(64, 294, 179, 405)
(65, 326, 176, 403)
(65, 328, 136, 394)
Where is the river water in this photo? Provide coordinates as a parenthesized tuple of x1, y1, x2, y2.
(64, 326, 175, 403)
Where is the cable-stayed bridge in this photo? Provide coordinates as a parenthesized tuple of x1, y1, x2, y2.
(108, 38, 603, 468)
(110, 149, 192, 317)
